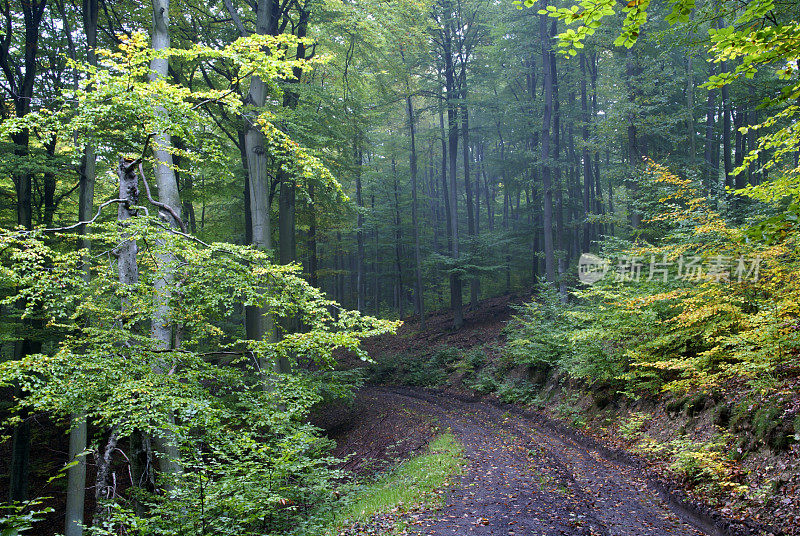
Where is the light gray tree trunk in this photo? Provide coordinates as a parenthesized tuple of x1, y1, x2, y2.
(66, 1, 98, 534)
(407, 95, 425, 327)
(539, 14, 556, 284)
(232, 0, 282, 370)
(355, 142, 365, 312)
(149, 0, 182, 478)
(93, 159, 141, 524)
(442, 19, 462, 329)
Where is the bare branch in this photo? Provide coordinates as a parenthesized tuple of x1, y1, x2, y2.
(138, 162, 188, 234)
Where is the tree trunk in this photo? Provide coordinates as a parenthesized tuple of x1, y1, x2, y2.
(354, 143, 365, 311)
(240, 0, 280, 370)
(734, 106, 746, 189)
(552, 49, 566, 302)
(148, 0, 182, 478)
(721, 60, 733, 189)
(539, 14, 556, 284)
(580, 54, 593, 253)
(372, 194, 379, 314)
(703, 62, 717, 194)
(308, 184, 318, 287)
(625, 48, 642, 228)
(392, 157, 405, 317)
(278, 3, 306, 272)
(461, 84, 478, 306)
(95, 158, 141, 524)
(438, 80, 453, 265)
(443, 25, 462, 329)
(67, 1, 98, 533)
(2, 0, 46, 511)
(686, 45, 696, 168)
(407, 96, 425, 326)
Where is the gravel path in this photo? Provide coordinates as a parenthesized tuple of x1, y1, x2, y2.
(359, 386, 708, 536)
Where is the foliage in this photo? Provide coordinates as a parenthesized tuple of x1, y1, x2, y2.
(0, 221, 398, 535)
(507, 161, 800, 438)
(367, 346, 461, 387)
(0, 500, 54, 536)
(532, 0, 800, 183)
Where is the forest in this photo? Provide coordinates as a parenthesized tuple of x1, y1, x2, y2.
(0, 0, 799, 534)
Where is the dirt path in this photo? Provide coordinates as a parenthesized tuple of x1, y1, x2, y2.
(346, 387, 714, 536)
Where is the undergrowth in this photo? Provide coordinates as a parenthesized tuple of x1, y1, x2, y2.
(306, 432, 465, 535)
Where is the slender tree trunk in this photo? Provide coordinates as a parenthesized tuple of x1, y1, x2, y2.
(539, 14, 556, 284)
(438, 85, 452, 254)
(703, 62, 717, 193)
(354, 145, 365, 311)
(475, 144, 480, 236)
(721, 61, 733, 189)
(748, 108, 758, 185)
(239, 131, 253, 245)
(686, 45, 696, 168)
(551, 51, 567, 301)
(481, 145, 492, 231)
(372, 194, 379, 314)
(734, 107, 746, 189)
(503, 186, 510, 290)
(67, 1, 98, 533)
(278, 3, 307, 269)
(625, 48, 643, 228)
(391, 157, 405, 317)
(308, 184, 318, 287)
(580, 54, 593, 253)
(461, 85, 478, 306)
(407, 96, 425, 325)
(149, 0, 182, 478)
(443, 27, 463, 329)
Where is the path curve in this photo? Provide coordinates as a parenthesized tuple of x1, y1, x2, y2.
(362, 386, 709, 536)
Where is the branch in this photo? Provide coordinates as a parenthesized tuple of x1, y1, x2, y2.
(21, 198, 127, 233)
(150, 219, 210, 248)
(138, 162, 188, 234)
(124, 133, 155, 173)
(223, 0, 248, 37)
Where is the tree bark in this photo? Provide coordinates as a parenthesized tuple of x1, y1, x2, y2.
(443, 20, 463, 329)
(721, 60, 733, 189)
(354, 142, 365, 311)
(148, 0, 184, 481)
(66, 2, 98, 533)
(407, 96, 425, 326)
(461, 82, 478, 306)
(539, 14, 556, 284)
(391, 156, 405, 317)
(580, 54, 593, 253)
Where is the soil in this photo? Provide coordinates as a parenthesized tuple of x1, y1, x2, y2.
(361, 293, 528, 360)
(333, 386, 772, 536)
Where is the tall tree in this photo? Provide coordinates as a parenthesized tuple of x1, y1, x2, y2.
(539, 13, 556, 284)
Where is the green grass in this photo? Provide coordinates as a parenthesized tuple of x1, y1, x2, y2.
(322, 431, 465, 535)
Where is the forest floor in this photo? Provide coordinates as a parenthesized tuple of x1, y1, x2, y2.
(331, 386, 728, 536)
(328, 294, 785, 536)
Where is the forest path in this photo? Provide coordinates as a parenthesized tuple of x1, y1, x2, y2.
(342, 386, 709, 536)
